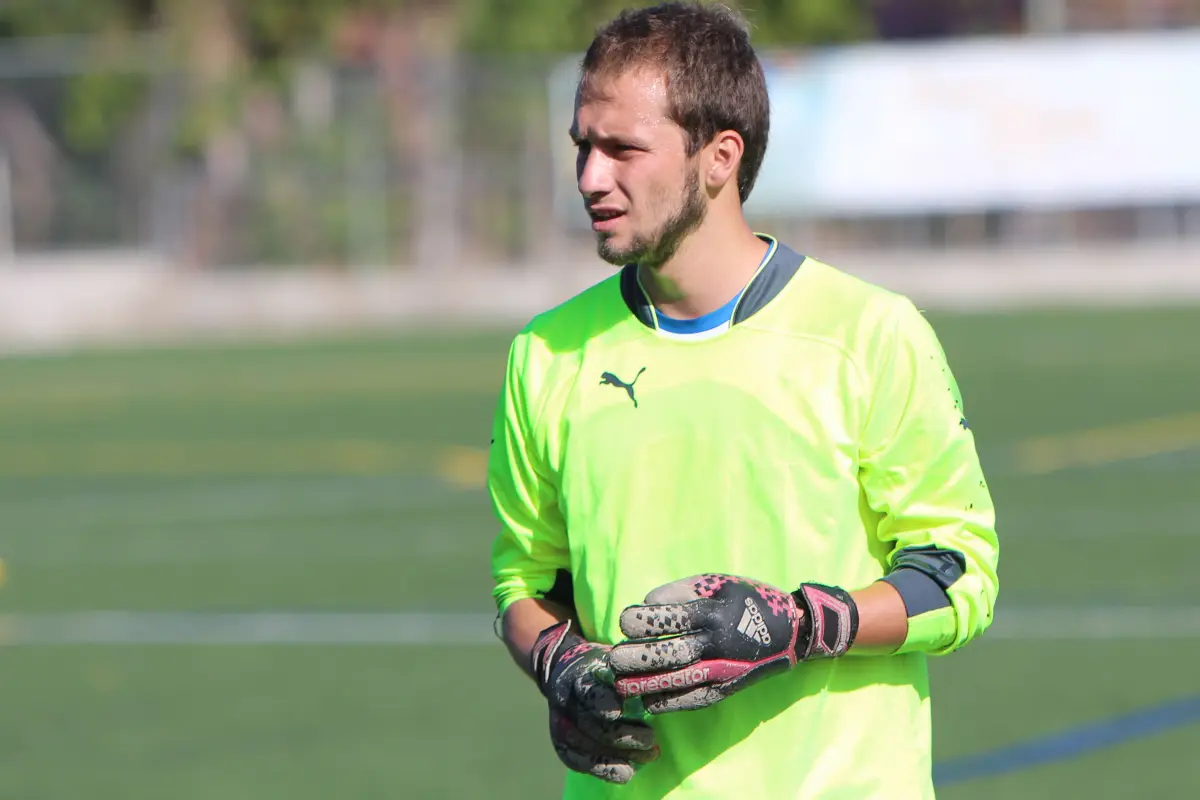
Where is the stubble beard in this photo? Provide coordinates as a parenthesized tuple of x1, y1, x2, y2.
(595, 168, 707, 269)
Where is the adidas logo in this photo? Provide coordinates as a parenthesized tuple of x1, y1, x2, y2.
(736, 597, 772, 645)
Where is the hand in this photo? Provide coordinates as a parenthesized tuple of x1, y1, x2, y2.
(608, 574, 859, 713)
(530, 620, 660, 783)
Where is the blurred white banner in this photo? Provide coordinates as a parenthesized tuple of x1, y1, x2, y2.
(549, 31, 1200, 221)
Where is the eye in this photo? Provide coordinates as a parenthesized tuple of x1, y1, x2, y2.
(609, 143, 641, 160)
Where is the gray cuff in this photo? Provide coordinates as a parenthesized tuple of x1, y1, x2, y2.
(883, 568, 951, 617)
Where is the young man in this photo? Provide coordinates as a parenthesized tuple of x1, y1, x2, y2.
(488, 3, 1000, 798)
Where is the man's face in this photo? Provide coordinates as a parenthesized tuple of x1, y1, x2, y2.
(571, 68, 706, 267)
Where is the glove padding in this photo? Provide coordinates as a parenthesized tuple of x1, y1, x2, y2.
(530, 620, 660, 783)
(608, 574, 859, 713)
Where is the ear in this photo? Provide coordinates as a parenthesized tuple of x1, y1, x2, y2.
(703, 130, 744, 194)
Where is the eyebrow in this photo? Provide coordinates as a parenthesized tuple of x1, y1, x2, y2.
(568, 128, 649, 149)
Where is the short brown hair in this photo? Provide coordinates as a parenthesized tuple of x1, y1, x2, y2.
(580, 2, 770, 204)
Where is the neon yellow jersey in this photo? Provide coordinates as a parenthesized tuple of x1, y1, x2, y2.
(488, 238, 999, 799)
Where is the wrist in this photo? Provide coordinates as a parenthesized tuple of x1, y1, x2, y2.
(790, 582, 860, 660)
(845, 580, 911, 654)
(530, 619, 582, 693)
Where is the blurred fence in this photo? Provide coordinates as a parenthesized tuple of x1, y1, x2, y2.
(3, 29, 1200, 273)
(0, 36, 567, 269)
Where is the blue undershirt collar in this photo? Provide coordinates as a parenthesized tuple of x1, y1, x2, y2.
(652, 238, 776, 334)
(654, 292, 740, 334)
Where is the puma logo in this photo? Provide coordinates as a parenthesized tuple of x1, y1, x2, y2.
(599, 367, 646, 408)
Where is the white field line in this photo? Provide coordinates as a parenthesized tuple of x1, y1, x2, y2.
(0, 612, 498, 646)
(1, 607, 1200, 646)
(985, 607, 1200, 640)
(0, 473, 474, 532)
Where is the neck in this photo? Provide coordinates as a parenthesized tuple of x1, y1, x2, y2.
(638, 215, 769, 320)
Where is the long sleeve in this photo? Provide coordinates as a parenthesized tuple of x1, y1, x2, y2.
(488, 332, 570, 616)
(858, 297, 1000, 655)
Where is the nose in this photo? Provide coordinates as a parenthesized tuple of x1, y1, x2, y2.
(577, 146, 614, 199)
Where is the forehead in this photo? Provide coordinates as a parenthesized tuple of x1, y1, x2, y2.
(572, 67, 676, 136)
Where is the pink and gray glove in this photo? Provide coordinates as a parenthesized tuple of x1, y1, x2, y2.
(608, 574, 859, 713)
(530, 620, 660, 783)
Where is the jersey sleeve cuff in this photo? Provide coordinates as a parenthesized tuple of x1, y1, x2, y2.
(894, 606, 958, 655)
(494, 569, 575, 617)
(495, 588, 537, 617)
(882, 569, 959, 654)
(882, 567, 951, 617)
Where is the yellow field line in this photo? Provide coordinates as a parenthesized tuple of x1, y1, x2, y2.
(1012, 411, 1200, 475)
(5, 412, 1194, 483)
(0, 358, 506, 413)
(448, 419, 1200, 483)
(0, 440, 478, 479)
(434, 446, 490, 489)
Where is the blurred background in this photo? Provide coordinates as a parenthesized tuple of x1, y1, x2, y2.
(1, 1, 1199, 798)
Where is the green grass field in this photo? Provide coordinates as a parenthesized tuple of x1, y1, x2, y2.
(2, 307, 1199, 799)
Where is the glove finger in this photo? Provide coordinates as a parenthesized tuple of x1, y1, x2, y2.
(551, 711, 659, 784)
(641, 575, 719, 603)
(572, 711, 659, 752)
(573, 666, 624, 722)
(613, 655, 758, 701)
(642, 684, 728, 714)
(555, 743, 639, 784)
(618, 599, 712, 640)
(642, 655, 794, 714)
(608, 632, 706, 674)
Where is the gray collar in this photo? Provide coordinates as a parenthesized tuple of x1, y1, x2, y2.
(619, 237, 806, 329)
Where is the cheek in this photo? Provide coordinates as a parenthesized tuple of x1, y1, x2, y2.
(644, 177, 682, 218)
(617, 158, 688, 222)
(623, 168, 672, 211)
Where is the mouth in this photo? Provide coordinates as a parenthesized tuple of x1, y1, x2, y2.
(588, 208, 625, 233)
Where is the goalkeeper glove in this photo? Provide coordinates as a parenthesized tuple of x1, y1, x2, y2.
(530, 620, 660, 783)
(608, 574, 859, 713)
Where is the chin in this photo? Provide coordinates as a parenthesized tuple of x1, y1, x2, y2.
(596, 250, 630, 267)
(596, 238, 637, 266)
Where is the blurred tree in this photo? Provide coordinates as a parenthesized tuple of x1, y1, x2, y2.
(459, 0, 873, 53)
(0, 1, 412, 152)
(0, 0, 432, 265)
(744, 0, 874, 46)
(0, 0, 147, 38)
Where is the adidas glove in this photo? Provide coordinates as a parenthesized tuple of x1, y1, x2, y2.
(530, 620, 660, 783)
(608, 574, 859, 714)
